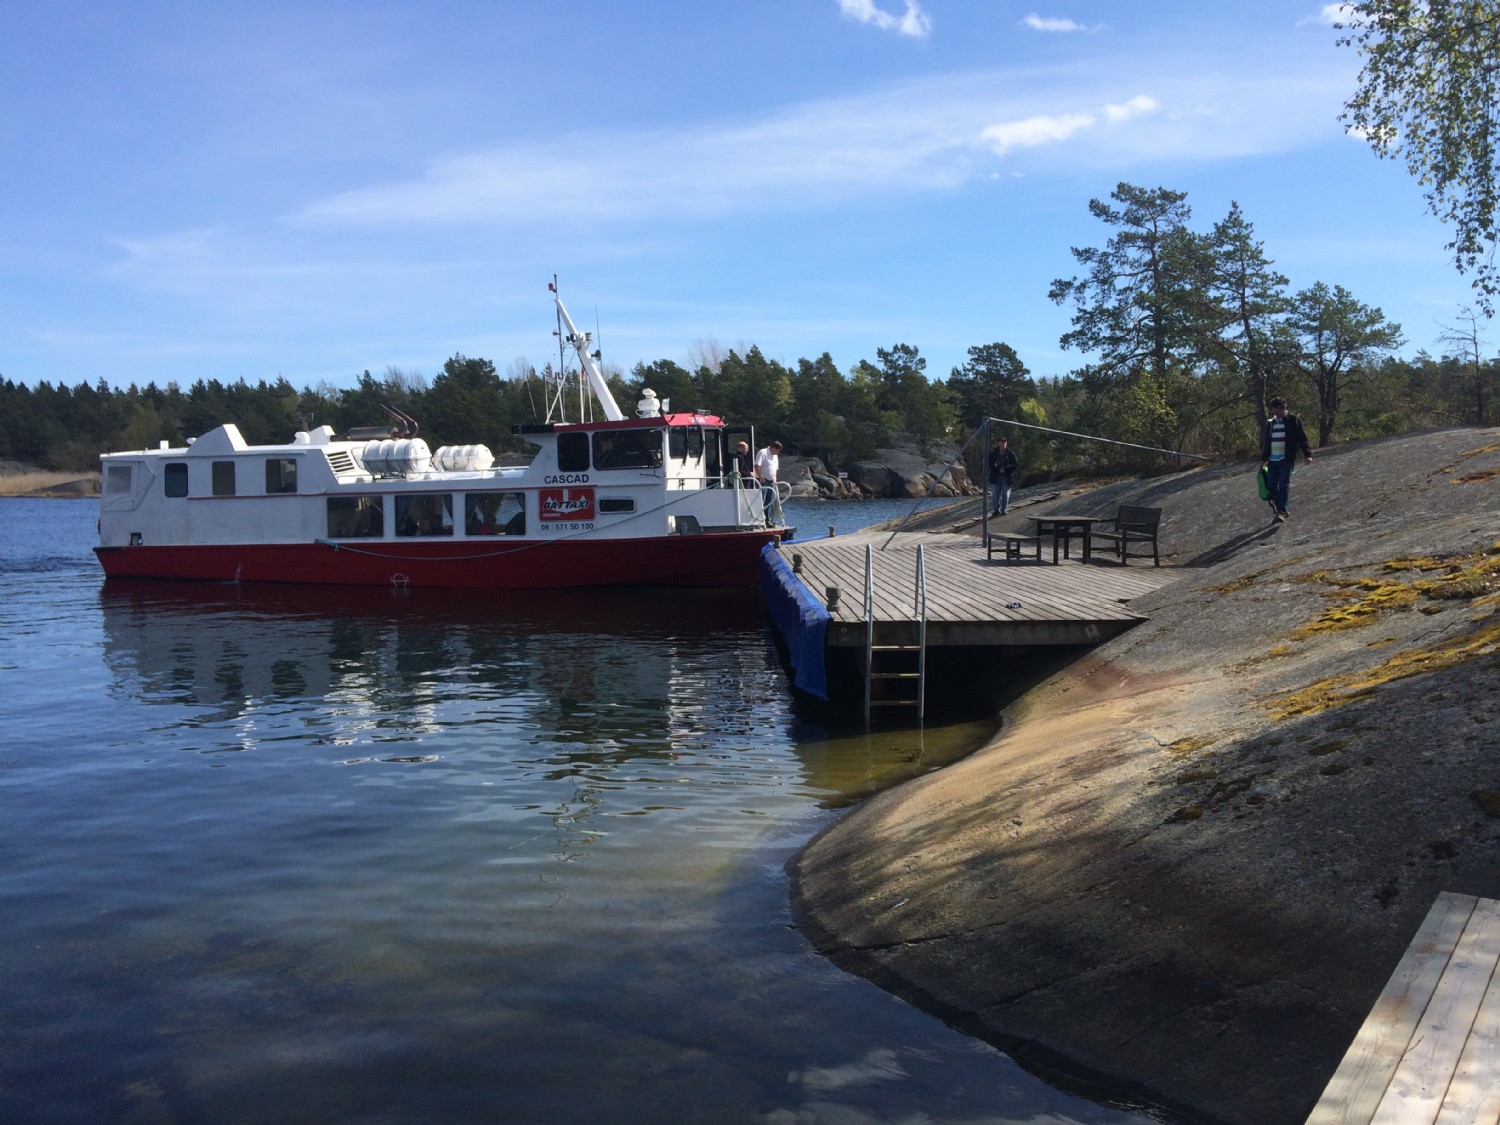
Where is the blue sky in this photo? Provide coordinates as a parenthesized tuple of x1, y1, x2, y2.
(0, 1, 1475, 397)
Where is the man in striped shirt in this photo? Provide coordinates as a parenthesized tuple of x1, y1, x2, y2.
(1259, 398, 1314, 522)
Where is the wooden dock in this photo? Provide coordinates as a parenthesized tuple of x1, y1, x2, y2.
(1308, 892, 1500, 1124)
(781, 532, 1181, 648)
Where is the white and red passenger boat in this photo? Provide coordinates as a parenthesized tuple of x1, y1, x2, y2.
(95, 286, 791, 588)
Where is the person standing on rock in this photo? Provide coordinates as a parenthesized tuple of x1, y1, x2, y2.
(754, 440, 783, 525)
(1259, 398, 1313, 523)
(987, 437, 1019, 516)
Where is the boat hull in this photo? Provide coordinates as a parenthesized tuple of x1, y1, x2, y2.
(95, 531, 784, 589)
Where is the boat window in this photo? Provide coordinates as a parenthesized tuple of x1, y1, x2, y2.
(265, 458, 298, 494)
(212, 461, 236, 496)
(395, 495, 453, 537)
(164, 462, 188, 498)
(464, 492, 526, 536)
(104, 464, 133, 495)
(598, 498, 635, 514)
(668, 427, 714, 472)
(327, 496, 384, 538)
(592, 428, 662, 470)
(557, 432, 590, 473)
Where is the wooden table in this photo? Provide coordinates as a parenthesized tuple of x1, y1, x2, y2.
(1029, 515, 1104, 564)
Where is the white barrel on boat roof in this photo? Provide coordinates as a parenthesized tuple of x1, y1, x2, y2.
(359, 438, 432, 476)
(433, 444, 495, 472)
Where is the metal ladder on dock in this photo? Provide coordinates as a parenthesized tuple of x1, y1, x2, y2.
(862, 542, 927, 723)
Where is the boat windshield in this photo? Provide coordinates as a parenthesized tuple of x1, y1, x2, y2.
(591, 429, 663, 470)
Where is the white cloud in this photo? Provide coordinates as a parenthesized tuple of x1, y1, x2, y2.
(282, 67, 1343, 231)
(1021, 14, 1087, 33)
(981, 111, 1096, 154)
(1104, 94, 1159, 122)
(982, 94, 1159, 155)
(837, 0, 932, 39)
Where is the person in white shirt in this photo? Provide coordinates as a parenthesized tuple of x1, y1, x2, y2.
(753, 441, 780, 485)
(754, 440, 782, 525)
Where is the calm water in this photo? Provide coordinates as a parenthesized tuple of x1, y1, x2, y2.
(0, 498, 1150, 1124)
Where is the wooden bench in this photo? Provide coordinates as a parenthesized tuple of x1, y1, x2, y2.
(1307, 891, 1500, 1124)
(986, 531, 1041, 563)
(1089, 504, 1162, 566)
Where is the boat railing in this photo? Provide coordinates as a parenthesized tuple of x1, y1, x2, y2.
(665, 473, 788, 529)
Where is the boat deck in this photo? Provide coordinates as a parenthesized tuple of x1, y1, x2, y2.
(781, 532, 1181, 648)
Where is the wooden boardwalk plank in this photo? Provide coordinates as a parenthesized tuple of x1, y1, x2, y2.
(1375, 896, 1500, 1124)
(1308, 892, 1494, 1125)
(1436, 938, 1500, 1124)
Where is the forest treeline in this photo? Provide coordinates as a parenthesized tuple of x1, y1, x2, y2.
(2, 184, 1495, 482)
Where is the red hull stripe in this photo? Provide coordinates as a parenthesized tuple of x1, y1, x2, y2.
(94, 532, 783, 589)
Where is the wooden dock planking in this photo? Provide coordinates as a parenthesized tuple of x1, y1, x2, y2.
(1443, 952, 1500, 1123)
(1308, 892, 1500, 1125)
(781, 533, 1180, 647)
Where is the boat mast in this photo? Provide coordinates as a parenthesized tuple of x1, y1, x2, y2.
(549, 279, 624, 423)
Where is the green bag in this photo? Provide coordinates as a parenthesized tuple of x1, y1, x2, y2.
(1256, 463, 1270, 501)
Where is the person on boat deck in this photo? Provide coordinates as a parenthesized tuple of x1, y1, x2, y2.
(754, 440, 782, 525)
(1259, 397, 1313, 523)
(732, 440, 754, 485)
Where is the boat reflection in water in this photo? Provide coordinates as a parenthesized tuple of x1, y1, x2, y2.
(98, 579, 991, 798)
(60, 580, 1091, 1125)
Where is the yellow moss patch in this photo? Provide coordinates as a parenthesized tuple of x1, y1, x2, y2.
(1428, 553, 1500, 594)
(1383, 555, 1464, 573)
(1292, 582, 1420, 637)
(1453, 467, 1500, 484)
(1460, 443, 1500, 457)
(1269, 616, 1500, 720)
(1299, 568, 1340, 585)
(1289, 552, 1500, 638)
(1165, 735, 1216, 756)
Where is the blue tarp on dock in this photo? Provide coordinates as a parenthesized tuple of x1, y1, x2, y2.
(759, 543, 829, 700)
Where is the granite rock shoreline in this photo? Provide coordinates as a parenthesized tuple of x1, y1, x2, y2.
(790, 426, 1500, 1124)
